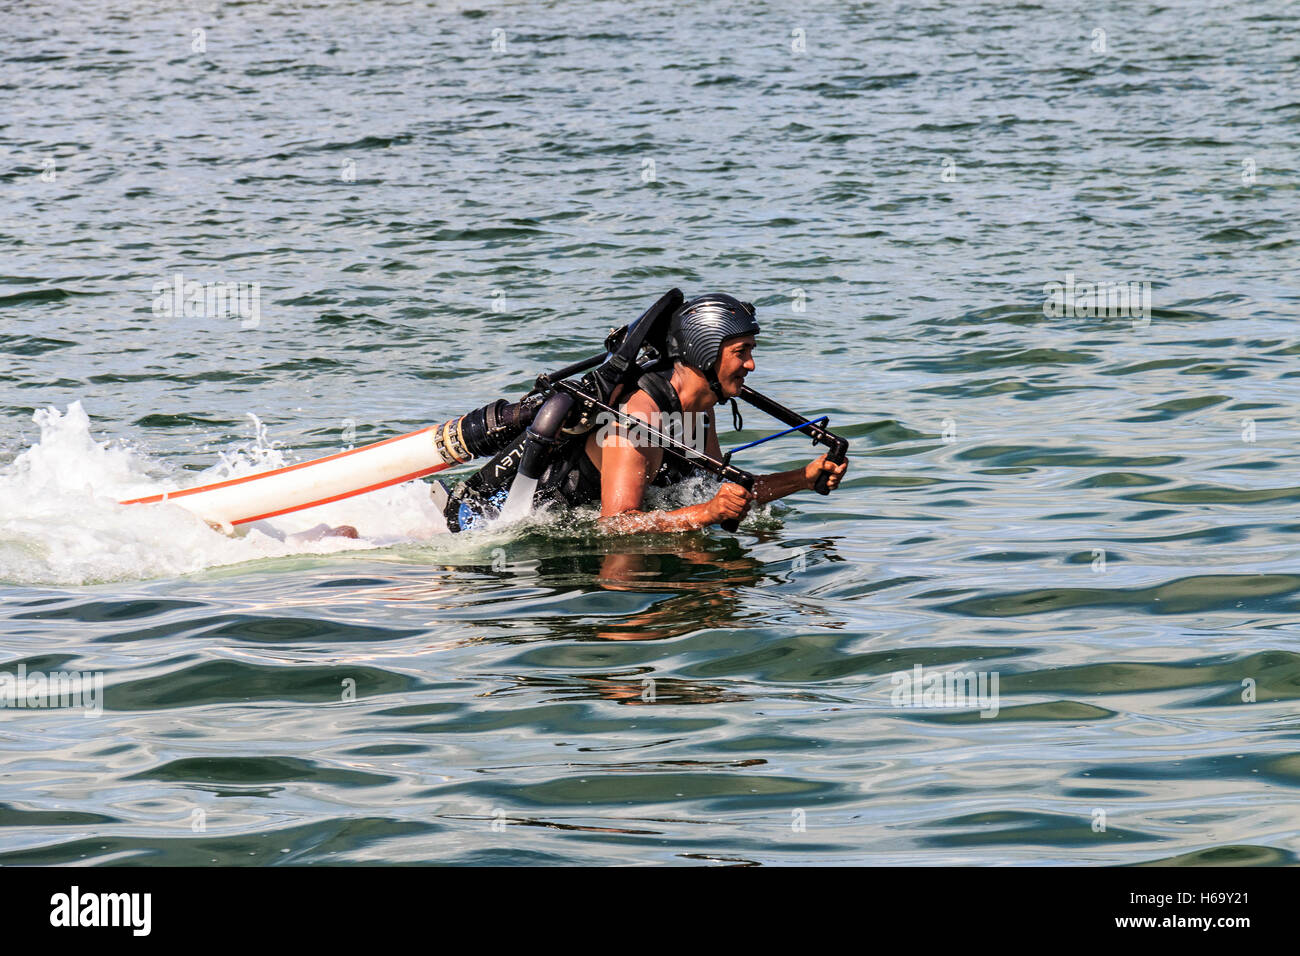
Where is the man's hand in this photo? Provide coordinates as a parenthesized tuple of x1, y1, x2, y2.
(706, 482, 754, 524)
(804, 454, 848, 492)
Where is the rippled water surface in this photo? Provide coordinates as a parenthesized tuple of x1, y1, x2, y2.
(2, 0, 1300, 865)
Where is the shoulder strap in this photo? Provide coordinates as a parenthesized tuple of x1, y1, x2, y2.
(632, 367, 714, 470)
(634, 367, 682, 417)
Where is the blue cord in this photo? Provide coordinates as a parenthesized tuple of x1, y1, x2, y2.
(728, 417, 830, 454)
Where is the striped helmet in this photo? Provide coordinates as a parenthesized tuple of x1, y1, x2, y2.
(666, 294, 760, 376)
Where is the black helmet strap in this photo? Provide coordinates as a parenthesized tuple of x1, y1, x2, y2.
(707, 370, 727, 403)
(702, 371, 743, 430)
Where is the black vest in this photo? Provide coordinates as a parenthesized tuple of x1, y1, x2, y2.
(535, 369, 713, 509)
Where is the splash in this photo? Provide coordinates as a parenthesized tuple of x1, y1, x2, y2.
(0, 403, 450, 586)
(492, 472, 540, 527)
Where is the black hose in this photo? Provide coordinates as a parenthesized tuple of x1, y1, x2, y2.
(518, 392, 574, 480)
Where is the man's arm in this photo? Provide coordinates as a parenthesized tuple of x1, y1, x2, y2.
(753, 467, 814, 505)
(752, 455, 848, 505)
(596, 394, 750, 533)
(712, 422, 807, 505)
(700, 416, 848, 507)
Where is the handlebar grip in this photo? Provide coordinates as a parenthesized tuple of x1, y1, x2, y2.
(814, 439, 849, 495)
(720, 475, 756, 533)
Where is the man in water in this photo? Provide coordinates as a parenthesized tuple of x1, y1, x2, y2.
(574, 293, 848, 532)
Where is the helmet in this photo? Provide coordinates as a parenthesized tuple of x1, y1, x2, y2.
(666, 294, 760, 387)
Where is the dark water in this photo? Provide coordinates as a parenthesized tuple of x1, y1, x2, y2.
(2, 0, 1299, 865)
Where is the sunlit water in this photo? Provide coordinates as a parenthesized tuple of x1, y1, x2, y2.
(2, 0, 1299, 865)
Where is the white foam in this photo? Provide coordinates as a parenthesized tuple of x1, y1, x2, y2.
(0, 403, 450, 586)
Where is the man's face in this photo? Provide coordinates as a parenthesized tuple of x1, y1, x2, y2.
(716, 334, 756, 398)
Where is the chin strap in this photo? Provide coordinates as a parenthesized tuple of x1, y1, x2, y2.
(705, 371, 743, 430)
(707, 372, 726, 403)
